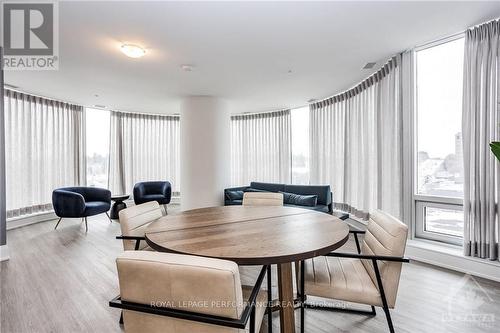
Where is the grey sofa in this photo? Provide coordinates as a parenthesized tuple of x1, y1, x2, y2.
(224, 181, 333, 213)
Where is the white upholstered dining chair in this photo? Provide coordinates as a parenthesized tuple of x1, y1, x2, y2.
(111, 251, 270, 333)
(242, 192, 283, 206)
(116, 201, 163, 251)
(297, 210, 409, 333)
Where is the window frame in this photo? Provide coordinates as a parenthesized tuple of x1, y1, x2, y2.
(412, 33, 465, 245)
(415, 199, 463, 245)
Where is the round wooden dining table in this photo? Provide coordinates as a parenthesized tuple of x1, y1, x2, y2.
(145, 205, 349, 333)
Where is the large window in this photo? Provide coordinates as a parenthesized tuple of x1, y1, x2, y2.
(291, 107, 310, 185)
(85, 108, 110, 188)
(414, 37, 464, 244)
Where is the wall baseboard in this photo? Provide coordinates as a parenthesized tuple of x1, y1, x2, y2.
(0, 245, 9, 261)
(6, 201, 182, 230)
(406, 239, 500, 282)
(7, 211, 57, 230)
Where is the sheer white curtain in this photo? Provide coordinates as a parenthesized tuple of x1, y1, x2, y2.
(230, 110, 291, 186)
(462, 20, 500, 260)
(4, 89, 85, 217)
(310, 56, 402, 219)
(108, 111, 180, 196)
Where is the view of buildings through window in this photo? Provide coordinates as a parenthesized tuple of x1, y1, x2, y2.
(86, 108, 110, 188)
(416, 37, 465, 239)
(291, 106, 310, 185)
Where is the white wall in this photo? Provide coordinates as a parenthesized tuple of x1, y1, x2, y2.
(180, 96, 230, 210)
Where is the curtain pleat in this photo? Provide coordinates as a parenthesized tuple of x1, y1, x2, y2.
(230, 110, 291, 186)
(462, 20, 500, 261)
(108, 111, 180, 196)
(309, 56, 403, 219)
(4, 90, 85, 218)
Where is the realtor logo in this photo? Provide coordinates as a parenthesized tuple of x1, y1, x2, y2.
(1, 1, 59, 70)
(443, 274, 495, 328)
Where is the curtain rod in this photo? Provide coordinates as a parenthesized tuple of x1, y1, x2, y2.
(310, 55, 399, 108)
(4, 86, 83, 107)
(231, 108, 290, 118)
(4, 86, 178, 117)
(408, 16, 500, 52)
(110, 109, 179, 118)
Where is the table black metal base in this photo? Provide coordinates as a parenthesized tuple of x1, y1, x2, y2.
(110, 195, 130, 219)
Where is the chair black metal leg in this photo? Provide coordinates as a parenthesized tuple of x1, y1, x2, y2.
(119, 311, 123, 324)
(54, 217, 62, 230)
(163, 204, 168, 215)
(383, 306, 395, 333)
(105, 211, 112, 222)
(354, 233, 361, 254)
(300, 260, 305, 333)
(84, 217, 88, 232)
(267, 265, 272, 333)
(372, 259, 395, 333)
(249, 306, 255, 333)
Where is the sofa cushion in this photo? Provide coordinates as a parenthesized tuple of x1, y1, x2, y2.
(284, 184, 331, 206)
(283, 204, 330, 213)
(226, 199, 243, 205)
(281, 192, 317, 207)
(250, 182, 285, 192)
(226, 190, 244, 201)
(243, 188, 266, 193)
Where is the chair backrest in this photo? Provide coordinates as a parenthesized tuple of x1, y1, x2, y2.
(242, 192, 284, 206)
(360, 210, 408, 308)
(116, 251, 245, 333)
(134, 181, 170, 195)
(119, 201, 163, 250)
(249, 182, 286, 192)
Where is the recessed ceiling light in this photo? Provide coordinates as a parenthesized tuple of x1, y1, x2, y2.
(363, 62, 377, 69)
(93, 104, 107, 109)
(181, 64, 195, 72)
(307, 98, 317, 103)
(120, 44, 146, 58)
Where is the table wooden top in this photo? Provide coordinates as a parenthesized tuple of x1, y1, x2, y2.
(145, 205, 350, 265)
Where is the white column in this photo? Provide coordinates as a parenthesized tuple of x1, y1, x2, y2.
(180, 96, 230, 210)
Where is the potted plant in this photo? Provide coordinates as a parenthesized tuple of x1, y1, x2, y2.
(491, 142, 500, 161)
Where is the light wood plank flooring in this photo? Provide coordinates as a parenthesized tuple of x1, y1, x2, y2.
(1, 211, 500, 332)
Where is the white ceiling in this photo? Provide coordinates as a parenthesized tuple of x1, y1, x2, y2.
(5, 1, 500, 114)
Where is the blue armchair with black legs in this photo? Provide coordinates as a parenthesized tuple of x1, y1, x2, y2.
(133, 181, 172, 214)
(52, 187, 112, 232)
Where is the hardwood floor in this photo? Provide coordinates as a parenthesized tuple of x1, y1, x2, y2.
(1, 211, 500, 332)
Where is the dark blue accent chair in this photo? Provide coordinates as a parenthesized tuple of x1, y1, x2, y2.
(52, 186, 112, 231)
(133, 181, 172, 212)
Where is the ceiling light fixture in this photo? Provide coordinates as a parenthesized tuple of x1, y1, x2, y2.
(120, 44, 146, 58)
